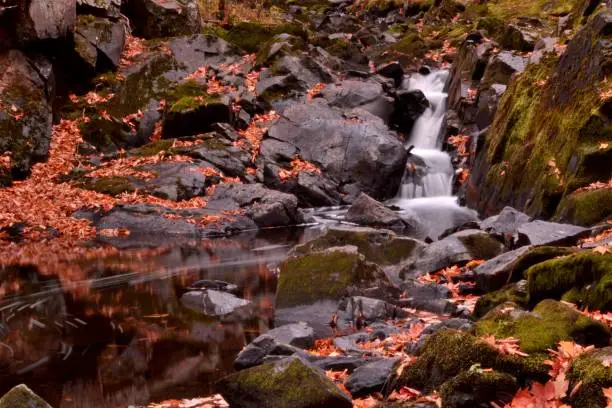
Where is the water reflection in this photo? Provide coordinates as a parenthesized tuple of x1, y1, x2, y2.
(0, 227, 317, 407)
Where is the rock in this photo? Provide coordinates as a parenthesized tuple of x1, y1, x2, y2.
(399, 279, 456, 315)
(259, 323, 315, 349)
(74, 15, 126, 71)
(0, 50, 53, 183)
(206, 183, 304, 228)
(181, 290, 252, 318)
(439, 370, 519, 408)
(403, 230, 505, 277)
(482, 52, 527, 86)
(136, 162, 208, 201)
(529, 37, 556, 64)
(376, 61, 404, 87)
(187, 279, 238, 294)
(77, 0, 122, 17)
(16, 0, 76, 43)
(472, 281, 529, 319)
(217, 357, 353, 408)
(447, 36, 491, 111)
(125, 0, 201, 39)
(501, 23, 539, 52)
(234, 335, 305, 370)
(480, 207, 531, 235)
(474, 83, 507, 130)
(319, 80, 395, 123)
(476, 300, 611, 354)
(345, 358, 399, 398)
(391, 89, 429, 133)
(267, 101, 408, 200)
(473, 246, 577, 292)
(313, 356, 381, 373)
(0, 384, 53, 408)
(346, 193, 423, 235)
(517, 220, 588, 246)
(341, 296, 403, 324)
(163, 94, 233, 138)
(554, 188, 612, 227)
(526, 252, 612, 311)
(333, 332, 371, 354)
(407, 318, 474, 354)
(567, 347, 612, 407)
(275, 246, 390, 309)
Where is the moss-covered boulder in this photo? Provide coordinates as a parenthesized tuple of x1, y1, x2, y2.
(466, 11, 612, 219)
(527, 252, 612, 311)
(476, 300, 611, 354)
(294, 226, 427, 267)
(439, 369, 519, 408)
(554, 188, 612, 226)
(219, 21, 308, 54)
(276, 246, 389, 308)
(396, 329, 549, 392)
(0, 384, 52, 408)
(567, 347, 612, 408)
(473, 281, 529, 319)
(216, 357, 353, 408)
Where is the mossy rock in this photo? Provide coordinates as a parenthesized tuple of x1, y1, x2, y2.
(221, 21, 308, 53)
(80, 176, 136, 196)
(132, 139, 175, 157)
(439, 369, 519, 408)
(0, 384, 52, 408)
(293, 226, 425, 266)
(567, 347, 612, 408)
(396, 329, 548, 392)
(275, 247, 386, 308)
(473, 283, 529, 319)
(216, 357, 353, 408)
(475, 299, 611, 354)
(554, 188, 612, 226)
(527, 251, 612, 310)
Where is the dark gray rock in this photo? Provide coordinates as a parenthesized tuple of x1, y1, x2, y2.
(472, 246, 531, 292)
(341, 296, 403, 324)
(268, 101, 408, 200)
(125, 0, 201, 39)
(16, 0, 76, 43)
(480, 207, 532, 235)
(260, 322, 316, 349)
(180, 289, 252, 318)
(319, 80, 395, 123)
(333, 332, 370, 354)
(0, 50, 53, 183)
(346, 193, 423, 235)
(77, 0, 122, 17)
(74, 15, 126, 71)
(391, 89, 430, 133)
(313, 356, 381, 373)
(529, 37, 556, 64)
(482, 51, 527, 86)
(406, 318, 474, 354)
(137, 162, 208, 201)
(217, 356, 353, 408)
(234, 335, 305, 370)
(163, 95, 233, 138)
(501, 23, 539, 51)
(399, 279, 456, 315)
(345, 358, 399, 398)
(376, 61, 404, 87)
(185, 140, 250, 178)
(518, 220, 588, 246)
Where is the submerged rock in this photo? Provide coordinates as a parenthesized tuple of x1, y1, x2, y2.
(181, 290, 252, 319)
(217, 357, 353, 408)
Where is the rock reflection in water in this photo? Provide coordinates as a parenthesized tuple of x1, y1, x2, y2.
(0, 228, 311, 407)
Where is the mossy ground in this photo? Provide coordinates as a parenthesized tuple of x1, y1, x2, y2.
(567, 348, 612, 407)
(439, 370, 519, 408)
(554, 188, 612, 226)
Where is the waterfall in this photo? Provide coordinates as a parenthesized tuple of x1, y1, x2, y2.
(399, 70, 453, 199)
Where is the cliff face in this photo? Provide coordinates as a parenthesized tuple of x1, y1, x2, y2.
(466, 11, 612, 224)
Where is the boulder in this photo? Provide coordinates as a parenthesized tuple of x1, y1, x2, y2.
(16, 0, 76, 43)
(406, 318, 474, 354)
(135, 162, 208, 201)
(476, 300, 611, 354)
(319, 80, 395, 123)
(74, 15, 126, 71)
(402, 230, 505, 277)
(345, 358, 399, 398)
(267, 101, 408, 200)
(234, 335, 305, 370)
(473, 246, 577, 292)
(257, 323, 315, 349)
(180, 290, 252, 318)
(125, 0, 201, 39)
(391, 89, 429, 133)
(472, 281, 529, 319)
(346, 193, 423, 235)
(526, 252, 612, 311)
(0, 50, 53, 184)
(217, 357, 353, 408)
(480, 207, 531, 235)
(399, 279, 456, 315)
(77, 0, 122, 17)
(206, 183, 304, 228)
(501, 23, 539, 52)
(163, 94, 233, 138)
(341, 296, 403, 324)
(567, 347, 612, 407)
(518, 220, 588, 246)
(0, 384, 52, 408)
(439, 370, 519, 408)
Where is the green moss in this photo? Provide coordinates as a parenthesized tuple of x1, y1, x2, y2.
(475, 300, 611, 354)
(457, 233, 503, 260)
(0, 384, 52, 408)
(567, 348, 612, 408)
(169, 94, 221, 113)
(294, 227, 421, 266)
(391, 33, 427, 59)
(527, 252, 612, 310)
(554, 188, 612, 226)
(221, 21, 308, 53)
(133, 139, 175, 157)
(439, 370, 519, 408)
(275, 249, 381, 308)
(473, 284, 528, 319)
(81, 176, 135, 196)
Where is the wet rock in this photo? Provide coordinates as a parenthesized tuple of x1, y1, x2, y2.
(181, 290, 252, 319)
(206, 183, 303, 228)
(234, 335, 305, 370)
(376, 61, 404, 87)
(517, 220, 588, 246)
(0, 50, 53, 183)
(567, 347, 612, 407)
(16, 0, 76, 43)
(268, 101, 408, 200)
(74, 15, 126, 71)
(439, 370, 519, 408)
(125, 0, 201, 39)
(217, 357, 353, 408)
(476, 300, 611, 353)
(345, 358, 399, 398)
(391, 89, 429, 133)
(403, 230, 505, 277)
(480, 206, 531, 235)
(346, 193, 423, 235)
(473, 246, 577, 292)
(526, 252, 612, 311)
(447, 35, 491, 111)
(319, 80, 395, 123)
(0, 384, 53, 408)
(399, 279, 456, 315)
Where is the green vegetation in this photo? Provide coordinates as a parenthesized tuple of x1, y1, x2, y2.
(567, 348, 612, 407)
